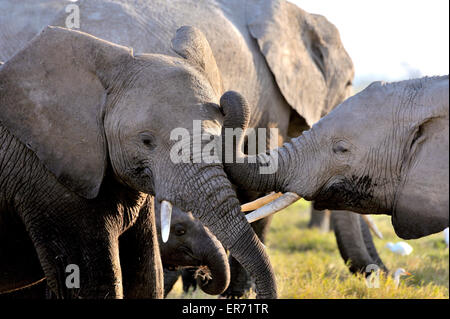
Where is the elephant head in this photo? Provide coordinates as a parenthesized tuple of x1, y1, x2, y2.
(221, 76, 449, 239)
(155, 203, 229, 296)
(0, 26, 276, 298)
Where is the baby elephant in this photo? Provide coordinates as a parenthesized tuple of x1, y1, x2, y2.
(155, 204, 230, 297)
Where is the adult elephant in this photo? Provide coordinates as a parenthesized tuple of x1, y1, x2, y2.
(0, 26, 275, 298)
(220, 75, 449, 240)
(0, 0, 384, 295)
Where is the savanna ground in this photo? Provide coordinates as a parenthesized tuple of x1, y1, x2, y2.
(168, 200, 449, 299)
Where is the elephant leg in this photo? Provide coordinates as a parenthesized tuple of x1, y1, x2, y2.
(163, 269, 182, 298)
(331, 211, 386, 274)
(360, 215, 388, 272)
(307, 206, 332, 232)
(120, 196, 164, 299)
(0, 210, 44, 293)
(22, 206, 124, 299)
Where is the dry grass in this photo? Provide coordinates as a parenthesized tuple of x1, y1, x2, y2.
(167, 200, 449, 299)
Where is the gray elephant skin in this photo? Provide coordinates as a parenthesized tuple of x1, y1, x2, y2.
(0, 0, 382, 298)
(0, 26, 275, 298)
(0, 198, 230, 298)
(222, 75, 449, 239)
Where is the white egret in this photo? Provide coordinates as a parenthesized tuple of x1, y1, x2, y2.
(386, 242, 413, 256)
(393, 268, 412, 288)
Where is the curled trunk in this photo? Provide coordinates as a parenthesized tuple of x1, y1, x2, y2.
(195, 230, 230, 295)
(220, 91, 293, 194)
(167, 163, 277, 299)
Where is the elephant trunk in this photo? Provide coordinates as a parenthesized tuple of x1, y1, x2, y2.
(178, 165, 277, 298)
(195, 229, 230, 295)
(220, 91, 312, 197)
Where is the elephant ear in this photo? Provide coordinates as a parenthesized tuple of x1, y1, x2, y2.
(171, 26, 223, 97)
(393, 77, 449, 239)
(0, 26, 134, 199)
(247, 0, 342, 126)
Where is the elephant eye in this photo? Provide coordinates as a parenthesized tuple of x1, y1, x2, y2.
(174, 224, 186, 236)
(139, 132, 156, 150)
(332, 140, 350, 154)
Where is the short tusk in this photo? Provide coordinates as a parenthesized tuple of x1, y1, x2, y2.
(361, 215, 383, 239)
(161, 200, 173, 243)
(245, 192, 301, 223)
(241, 192, 283, 212)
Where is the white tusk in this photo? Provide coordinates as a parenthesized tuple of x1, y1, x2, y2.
(245, 192, 301, 223)
(361, 215, 383, 239)
(161, 200, 173, 243)
(241, 192, 283, 212)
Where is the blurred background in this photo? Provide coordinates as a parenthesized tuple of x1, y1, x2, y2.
(290, 0, 449, 91)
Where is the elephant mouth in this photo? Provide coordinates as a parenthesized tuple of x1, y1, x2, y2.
(314, 175, 376, 212)
(163, 246, 202, 270)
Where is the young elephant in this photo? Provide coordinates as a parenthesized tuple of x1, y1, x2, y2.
(221, 76, 449, 240)
(0, 27, 275, 298)
(155, 205, 230, 297)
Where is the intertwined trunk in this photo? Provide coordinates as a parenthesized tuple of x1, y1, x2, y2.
(220, 91, 303, 195)
(185, 165, 277, 298)
(158, 161, 277, 298)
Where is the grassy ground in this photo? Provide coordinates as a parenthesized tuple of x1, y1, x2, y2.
(167, 200, 449, 299)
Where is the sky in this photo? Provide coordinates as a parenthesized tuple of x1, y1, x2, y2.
(289, 0, 449, 85)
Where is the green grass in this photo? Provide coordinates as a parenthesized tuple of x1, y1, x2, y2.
(167, 200, 449, 299)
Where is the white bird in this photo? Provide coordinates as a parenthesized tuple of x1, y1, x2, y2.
(444, 228, 449, 247)
(386, 242, 413, 256)
(393, 268, 412, 288)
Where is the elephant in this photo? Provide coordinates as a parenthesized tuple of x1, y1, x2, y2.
(155, 204, 230, 296)
(220, 75, 449, 240)
(0, 26, 276, 298)
(0, 197, 230, 298)
(0, 0, 384, 296)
